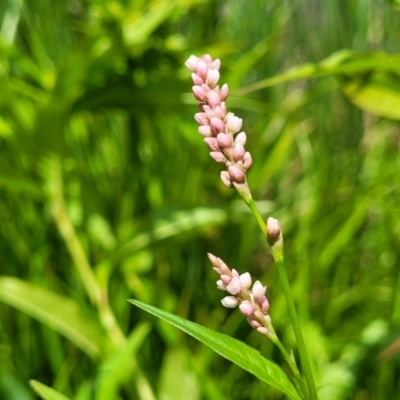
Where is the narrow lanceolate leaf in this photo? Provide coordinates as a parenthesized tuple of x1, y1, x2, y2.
(0, 277, 104, 359)
(129, 300, 301, 400)
(29, 380, 71, 400)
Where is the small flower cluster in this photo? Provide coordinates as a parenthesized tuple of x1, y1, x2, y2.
(185, 54, 253, 188)
(207, 253, 274, 338)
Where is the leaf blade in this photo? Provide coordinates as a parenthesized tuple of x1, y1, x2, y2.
(129, 300, 301, 400)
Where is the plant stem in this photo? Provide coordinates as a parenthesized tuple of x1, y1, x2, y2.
(238, 188, 318, 399)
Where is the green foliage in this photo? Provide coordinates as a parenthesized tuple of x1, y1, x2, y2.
(1, 0, 400, 399)
(130, 300, 301, 400)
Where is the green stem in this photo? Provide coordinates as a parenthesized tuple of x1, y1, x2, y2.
(271, 250, 318, 400)
(236, 185, 318, 399)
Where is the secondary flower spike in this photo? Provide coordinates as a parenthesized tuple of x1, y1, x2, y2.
(207, 253, 275, 339)
(185, 55, 253, 188)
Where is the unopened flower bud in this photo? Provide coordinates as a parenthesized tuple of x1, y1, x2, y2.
(206, 91, 221, 108)
(216, 280, 227, 290)
(211, 58, 221, 70)
(243, 152, 253, 170)
(220, 83, 229, 101)
(203, 137, 220, 151)
(252, 281, 267, 300)
(240, 272, 252, 289)
(210, 151, 227, 163)
(235, 132, 247, 146)
(192, 85, 208, 101)
(201, 54, 213, 64)
(210, 117, 225, 135)
(198, 125, 212, 137)
(233, 142, 245, 161)
(266, 217, 281, 243)
(226, 113, 243, 133)
(227, 277, 242, 295)
(257, 327, 270, 336)
(228, 165, 245, 183)
(247, 317, 262, 328)
(220, 274, 231, 285)
(217, 132, 232, 148)
(221, 296, 239, 308)
(207, 69, 220, 87)
(220, 171, 233, 188)
(191, 73, 204, 85)
(239, 301, 254, 317)
(196, 60, 208, 80)
(194, 112, 209, 126)
(185, 55, 199, 71)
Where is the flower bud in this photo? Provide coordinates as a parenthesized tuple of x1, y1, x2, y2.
(227, 277, 242, 295)
(196, 60, 208, 80)
(185, 55, 199, 71)
(192, 85, 208, 101)
(210, 151, 227, 163)
(210, 117, 225, 135)
(233, 142, 245, 161)
(239, 301, 254, 317)
(252, 281, 267, 300)
(207, 69, 220, 87)
(243, 152, 253, 170)
(191, 73, 204, 85)
(240, 272, 252, 289)
(266, 217, 281, 243)
(206, 91, 221, 108)
(201, 54, 213, 65)
(203, 137, 220, 151)
(228, 165, 245, 183)
(211, 58, 221, 70)
(198, 125, 212, 137)
(221, 296, 239, 308)
(217, 133, 232, 148)
(216, 279, 227, 290)
(220, 83, 229, 101)
(235, 132, 247, 146)
(220, 171, 233, 188)
(194, 112, 209, 126)
(226, 113, 242, 133)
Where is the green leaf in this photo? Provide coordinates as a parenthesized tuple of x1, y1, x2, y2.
(29, 380, 70, 400)
(129, 300, 301, 400)
(0, 277, 104, 359)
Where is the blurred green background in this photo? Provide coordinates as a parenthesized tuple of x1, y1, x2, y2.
(1, 0, 400, 399)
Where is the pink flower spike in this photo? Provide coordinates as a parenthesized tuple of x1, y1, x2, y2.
(220, 171, 233, 188)
(221, 296, 239, 308)
(206, 91, 221, 108)
(198, 125, 212, 137)
(220, 83, 229, 101)
(210, 151, 227, 163)
(196, 60, 208, 80)
(240, 272, 252, 289)
(252, 281, 267, 300)
(207, 69, 220, 87)
(220, 262, 230, 274)
(192, 85, 208, 102)
(227, 277, 242, 295)
(203, 137, 220, 151)
(239, 301, 255, 317)
(247, 317, 262, 328)
(228, 165, 245, 183)
(185, 55, 199, 71)
(233, 142, 245, 161)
